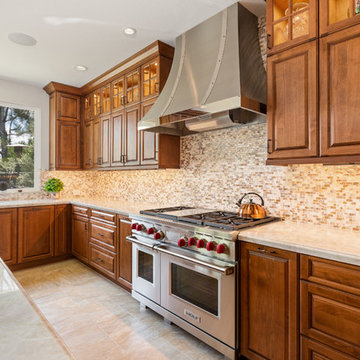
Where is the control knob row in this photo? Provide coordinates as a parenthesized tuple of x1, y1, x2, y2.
(177, 237, 226, 254)
(131, 223, 164, 240)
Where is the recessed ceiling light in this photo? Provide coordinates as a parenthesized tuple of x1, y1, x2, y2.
(123, 27, 136, 36)
(8, 33, 37, 46)
(73, 65, 88, 72)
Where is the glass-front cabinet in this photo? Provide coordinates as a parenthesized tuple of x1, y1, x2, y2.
(112, 76, 125, 111)
(124, 68, 140, 106)
(101, 85, 111, 115)
(92, 90, 101, 118)
(141, 58, 159, 101)
(320, 0, 360, 35)
(267, 0, 317, 54)
(84, 94, 92, 121)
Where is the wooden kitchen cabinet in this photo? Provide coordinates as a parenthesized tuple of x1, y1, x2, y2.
(124, 68, 140, 106)
(93, 119, 101, 168)
(44, 83, 82, 170)
(18, 206, 55, 263)
(123, 105, 140, 166)
(140, 99, 158, 165)
(100, 115, 110, 167)
(89, 243, 116, 279)
(320, 0, 360, 36)
(266, 0, 318, 55)
(0, 208, 17, 266)
(240, 242, 299, 360)
(111, 76, 125, 112)
(267, 40, 318, 161)
(110, 110, 124, 166)
(141, 57, 159, 100)
(117, 216, 132, 289)
(101, 84, 111, 115)
(72, 213, 89, 263)
(84, 93, 93, 121)
(83, 121, 93, 169)
(320, 24, 360, 158)
(54, 205, 71, 256)
(93, 89, 101, 118)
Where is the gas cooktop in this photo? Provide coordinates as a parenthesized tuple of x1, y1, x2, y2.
(140, 207, 279, 231)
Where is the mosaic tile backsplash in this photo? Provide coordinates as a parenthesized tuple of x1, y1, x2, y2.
(41, 123, 360, 232)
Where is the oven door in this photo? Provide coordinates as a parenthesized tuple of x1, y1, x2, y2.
(129, 236, 161, 305)
(160, 251, 236, 348)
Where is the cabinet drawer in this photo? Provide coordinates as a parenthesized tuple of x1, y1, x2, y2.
(72, 205, 89, 217)
(90, 221, 116, 252)
(89, 244, 116, 279)
(301, 255, 360, 296)
(90, 209, 116, 224)
(301, 336, 357, 360)
(301, 281, 360, 358)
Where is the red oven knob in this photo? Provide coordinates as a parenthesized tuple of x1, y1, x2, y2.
(131, 223, 137, 230)
(178, 238, 186, 247)
(216, 244, 226, 254)
(136, 224, 144, 231)
(188, 237, 196, 246)
(154, 231, 164, 240)
(196, 239, 205, 248)
(147, 227, 155, 235)
(206, 241, 215, 251)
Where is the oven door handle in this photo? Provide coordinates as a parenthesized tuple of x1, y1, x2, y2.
(155, 245, 235, 276)
(126, 235, 159, 250)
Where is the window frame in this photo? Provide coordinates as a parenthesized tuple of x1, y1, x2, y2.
(0, 101, 40, 193)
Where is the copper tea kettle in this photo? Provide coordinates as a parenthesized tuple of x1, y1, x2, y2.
(236, 192, 267, 219)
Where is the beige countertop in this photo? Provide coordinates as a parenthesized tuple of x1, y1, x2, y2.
(238, 220, 360, 266)
(0, 259, 73, 360)
(1, 198, 360, 266)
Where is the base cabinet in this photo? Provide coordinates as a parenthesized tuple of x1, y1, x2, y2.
(55, 205, 71, 256)
(117, 216, 132, 289)
(240, 242, 299, 360)
(18, 206, 55, 263)
(72, 214, 89, 263)
(0, 209, 17, 265)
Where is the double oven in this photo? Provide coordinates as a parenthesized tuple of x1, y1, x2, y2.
(128, 220, 238, 359)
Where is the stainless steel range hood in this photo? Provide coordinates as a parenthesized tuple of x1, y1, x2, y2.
(138, 3, 266, 136)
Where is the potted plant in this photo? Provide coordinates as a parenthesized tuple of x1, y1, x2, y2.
(44, 177, 64, 199)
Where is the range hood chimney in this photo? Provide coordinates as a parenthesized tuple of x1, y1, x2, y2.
(138, 3, 267, 136)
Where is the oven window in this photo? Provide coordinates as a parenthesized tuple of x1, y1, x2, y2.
(138, 251, 153, 283)
(171, 263, 218, 316)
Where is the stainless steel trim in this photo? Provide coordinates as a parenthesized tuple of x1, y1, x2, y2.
(126, 235, 158, 250)
(120, 219, 132, 225)
(155, 244, 235, 275)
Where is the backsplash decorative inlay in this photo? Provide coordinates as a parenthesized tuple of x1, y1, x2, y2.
(41, 123, 360, 232)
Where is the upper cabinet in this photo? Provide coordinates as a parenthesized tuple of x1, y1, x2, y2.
(267, 0, 317, 55)
(101, 84, 111, 115)
(267, 0, 360, 165)
(320, 0, 360, 35)
(112, 76, 125, 112)
(141, 57, 159, 100)
(84, 94, 93, 122)
(43, 82, 82, 170)
(124, 68, 140, 107)
(93, 89, 101, 118)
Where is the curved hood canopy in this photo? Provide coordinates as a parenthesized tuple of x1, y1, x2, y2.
(138, 2, 267, 136)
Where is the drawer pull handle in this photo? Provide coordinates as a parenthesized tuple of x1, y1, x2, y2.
(98, 233, 104, 237)
(257, 247, 276, 254)
(97, 257, 104, 263)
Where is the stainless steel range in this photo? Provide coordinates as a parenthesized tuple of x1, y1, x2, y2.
(127, 207, 279, 359)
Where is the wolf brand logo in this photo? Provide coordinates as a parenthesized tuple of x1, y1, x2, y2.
(184, 309, 201, 323)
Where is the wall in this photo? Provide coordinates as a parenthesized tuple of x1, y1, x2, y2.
(43, 122, 360, 232)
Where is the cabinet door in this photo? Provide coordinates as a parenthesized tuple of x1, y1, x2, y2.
(124, 68, 140, 106)
(83, 121, 93, 169)
(141, 57, 159, 100)
(55, 205, 71, 256)
(240, 242, 299, 360)
(57, 121, 81, 169)
(72, 215, 89, 263)
(123, 105, 140, 166)
(93, 119, 101, 168)
(18, 206, 54, 263)
(117, 216, 132, 289)
(320, 24, 360, 157)
(140, 100, 158, 165)
(301, 337, 357, 360)
(267, 0, 317, 55)
(84, 94, 93, 122)
(320, 0, 360, 35)
(267, 40, 318, 160)
(0, 208, 17, 265)
(111, 111, 124, 167)
(56, 93, 80, 121)
(100, 115, 110, 167)
(92, 90, 101, 118)
(101, 84, 111, 115)
(112, 76, 125, 112)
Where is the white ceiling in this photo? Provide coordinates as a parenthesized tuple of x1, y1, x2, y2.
(0, 0, 265, 88)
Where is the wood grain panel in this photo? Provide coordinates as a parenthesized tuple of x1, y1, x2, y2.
(0, 208, 17, 265)
(55, 205, 71, 256)
(124, 105, 140, 166)
(56, 93, 80, 121)
(89, 243, 116, 279)
(90, 221, 116, 252)
(140, 99, 158, 165)
(56, 121, 80, 169)
(72, 214, 89, 263)
(110, 111, 124, 166)
(117, 216, 132, 289)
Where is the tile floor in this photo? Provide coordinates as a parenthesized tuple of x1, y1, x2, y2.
(14, 259, 223, 360)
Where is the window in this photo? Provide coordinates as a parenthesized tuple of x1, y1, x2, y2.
(0, 104, 35, 191)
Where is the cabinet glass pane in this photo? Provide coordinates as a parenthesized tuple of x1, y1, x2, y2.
(134, 88, 139, 102)
(329, 0, 351, 24)
(138, 251, 153, 283)
(126, 76, 133, 88)
(273, 0, 289, 21)
(143, 66, 150, 81)
(127, 90, 133, 103)
(274, 20, 289, 45)
(143, 82, 149, 97)
(102, 87, 110, 113)
(133, 73, 139, 86)
(150, 79, 156, 94)
(150, 62, 157, 78)
(171, 263, 218, 316)
(292, 9, 309, 38)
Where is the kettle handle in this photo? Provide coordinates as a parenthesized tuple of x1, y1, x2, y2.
(236, 192, 265, 207)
